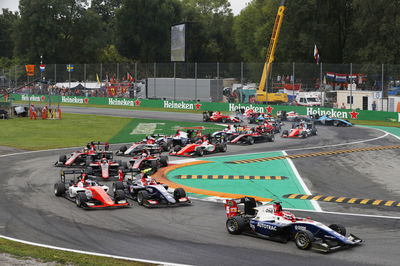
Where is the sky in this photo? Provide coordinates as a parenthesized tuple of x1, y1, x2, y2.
(1, 0, 251, 15)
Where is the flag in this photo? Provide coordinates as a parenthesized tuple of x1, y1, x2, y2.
(39, 64, 46, 72)
(96, 74, 101, 84)
(335, 74, 347, 83)
(314, 44, 320, 64)
(25, 65, 35, 76)
(66, 64, 74, 72)
(127, 72, 135, 82)
(348, 74, 357, 79)
(326, 72, 335, 80)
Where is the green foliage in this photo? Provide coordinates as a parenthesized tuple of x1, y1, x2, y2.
(0, 9, 19, 59)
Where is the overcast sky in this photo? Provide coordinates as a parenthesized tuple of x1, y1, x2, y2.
(1, 0, 251, 15)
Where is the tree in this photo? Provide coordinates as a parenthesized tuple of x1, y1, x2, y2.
(115, 0, 183, 62)
(0, 9, 19, 59)
(13, 0, 105, 63)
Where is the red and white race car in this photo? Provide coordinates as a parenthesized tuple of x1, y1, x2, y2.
(203, 111, 241, 123)
(54, 170, 129, 209)
(230, 124, 275, 145)
(55, 142, 111, 167)
(128, 151, 169, 173)
(86, 156, 126, 180)
(281, 122, 317, 138)
(170, 137, 227, 157)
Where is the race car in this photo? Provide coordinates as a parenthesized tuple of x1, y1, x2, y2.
(281, 122, 317, 138)
(229, 125, 274, 145)
(203, 111, 241, 123)
(169, 136, 227, 157)
(54, 170, 129, 209)
(225, 197, 362, 252)
(115, 142, 163, 156)
(112, 170, 190, 208)
(55, 142, 111, 167)
(278, 110, 310, 122)
(86, 155, 126, 180)
(127, 150, 169, 173)
(314, 115, 353, 127)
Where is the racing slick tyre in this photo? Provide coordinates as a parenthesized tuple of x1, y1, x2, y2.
(54, 182, 65, 196)
(226, 216, 246, 235)
(246, 136, 254, 145)
(221, 118, 227, 123)
(301, 131, 307, 138)
(195, 147, 204, 157)
(119, 145, 128, 153)
(159, 156, 169, 167)
(86, 166, 93, 175)
(333, 120, 340, 127)
(268, 134, 275, 142)
(282, 130, 289, 137)
(217, 143, 227, 152)
(59, 154, 67, 163)
(174, 188, 186, 200)
(75, 192, 88, 208)
(114, 190, 126, 203)
(113, 181, 125, 193)
(329, 224, 347, 236)
(122, 161, 128, 169)
(137, 190, 149, 206)
(174, 145, 181, 152)
(295, 230, 314, 250)
(203, 112, 210, 122)
(150, 160, 159, 172)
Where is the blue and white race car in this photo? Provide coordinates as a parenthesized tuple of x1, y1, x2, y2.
(225, 197, 362, 252)
(314, 115, 353, 127)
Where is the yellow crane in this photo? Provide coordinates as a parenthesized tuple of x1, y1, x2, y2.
(256, 0, 288, 103)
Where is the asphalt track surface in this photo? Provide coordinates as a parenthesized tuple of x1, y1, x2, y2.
(1, 106, 400, 266)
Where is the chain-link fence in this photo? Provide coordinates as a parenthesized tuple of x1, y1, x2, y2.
(1, 62, 399, 109)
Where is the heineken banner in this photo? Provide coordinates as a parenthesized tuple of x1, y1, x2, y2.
(11, 94, 399, 122)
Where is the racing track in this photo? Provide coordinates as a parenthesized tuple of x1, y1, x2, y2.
(1, 106, 399, 266)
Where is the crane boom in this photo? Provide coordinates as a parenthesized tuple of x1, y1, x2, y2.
(256, 0, 287, 103)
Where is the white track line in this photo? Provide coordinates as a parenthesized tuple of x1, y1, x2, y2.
(0, 235, 191, 266)
(282, 150, 322, 212)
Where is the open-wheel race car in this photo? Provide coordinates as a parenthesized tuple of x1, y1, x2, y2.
(113, 170, 190, 208)
(229, 124, 275, 145)
(225, 197, 362, 252)
(86, 155, 126, 180)
(314, 115, 353, 127)
(281, 121, 317, 138)
(54, 170, 129, 209)
(127, 150, 169, 173)
(203, 111, 241, 123)
(115, 142, 163, 156)
(55, 142, 111, 167)
(169, 136, 227, 157)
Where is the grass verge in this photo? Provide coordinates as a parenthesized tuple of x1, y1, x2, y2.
(0, 238, 152, 266)
(349, 119, 400, 127)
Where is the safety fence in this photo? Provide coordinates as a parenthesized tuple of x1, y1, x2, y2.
(6, 94, 400, 122)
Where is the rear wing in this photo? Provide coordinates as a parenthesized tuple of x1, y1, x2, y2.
(225, 197, 257, 218)
(60, 169, 83, 183)
(87, 141, 110, 151)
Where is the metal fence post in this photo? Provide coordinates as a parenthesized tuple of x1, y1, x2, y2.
(54, 64, 57, 86)
(154, 62, 157, 98)
(381, 63, 384, 111)
(240, 62, 243, 85)
(195, 62, 197, 101)
(320, 62, 323, 106)
(174, 62, 176, 100)
(350, 63, 353, 110)
(292, 62, 295, 101)
(117, 63, 119, 82)
(14, 65, 17, 89)
(84, 63, 86, 89)
(134, 62, 137, 82)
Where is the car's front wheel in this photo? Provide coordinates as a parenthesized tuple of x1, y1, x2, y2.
(295, 230, 314, 250)
(137, 190, 149, 206)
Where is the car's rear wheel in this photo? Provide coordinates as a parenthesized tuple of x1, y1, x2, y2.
(174, 145, 181, 152)
(222, 118, 227, 123)
(195, 147, 204, 157)
(75, 192, 87, 208)
(329, 224, 347, 236)
(333, 120, 340, 127)
(86, 166, 93, 175)
(137, 190, 149, 205)
(295, 230, 314, 250)
(282, 129, 289, 137)
(59, 155, 67, 163)
(174, 188, 186, 200)
(54, 182, 65, 196)
(226, 216, 246, 235)
(246, 136, 254, 145)
(301, 131, 307, 138)
(159, 156, 168, 167)
(119, 145, 128, 153)
(203, 113, 210, 122)
(217, 143, 227, 152)
(112, 181, 125, 193)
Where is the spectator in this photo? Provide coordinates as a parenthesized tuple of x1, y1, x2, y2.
(372, 101, 377, 111)
(341, 102, 346, 109)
